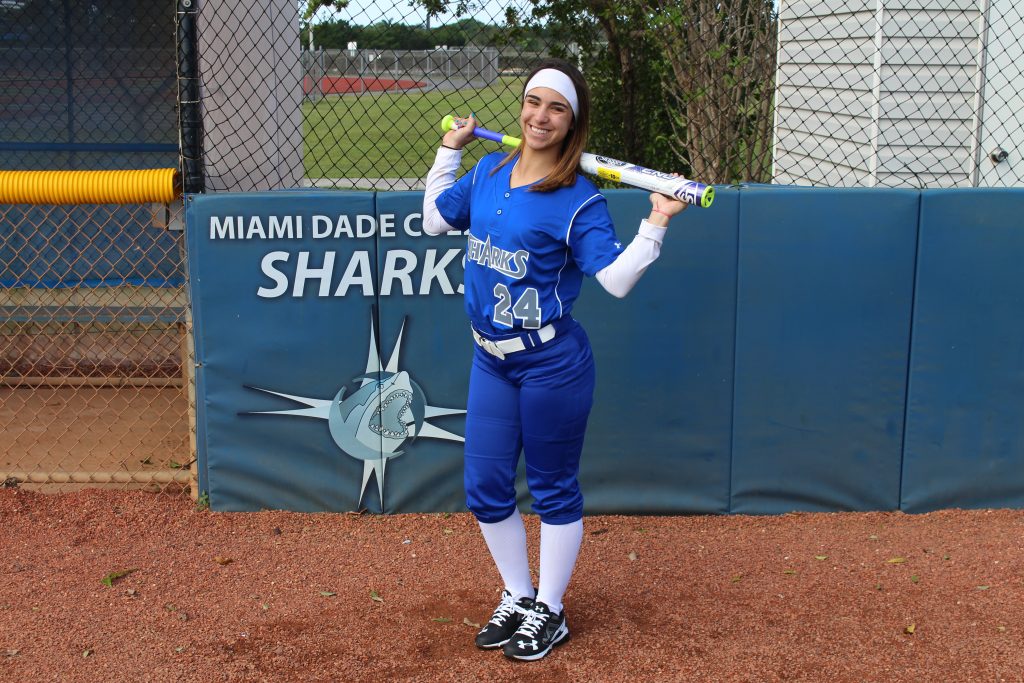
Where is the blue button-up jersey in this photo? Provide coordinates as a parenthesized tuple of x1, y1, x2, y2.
(436, 152, 624, 336)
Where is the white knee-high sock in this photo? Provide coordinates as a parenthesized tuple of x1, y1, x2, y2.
(536, 519, 584, 614)
(477, 512, 535, 601)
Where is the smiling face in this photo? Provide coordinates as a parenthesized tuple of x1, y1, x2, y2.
(520, 86, 574, 153)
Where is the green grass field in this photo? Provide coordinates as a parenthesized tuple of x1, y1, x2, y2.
(303, 77, 525, 179)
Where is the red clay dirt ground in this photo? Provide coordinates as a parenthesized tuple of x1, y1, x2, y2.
(1, 488, 1022, 683)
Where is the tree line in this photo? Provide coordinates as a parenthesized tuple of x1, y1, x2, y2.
(301, 17, 553, 51)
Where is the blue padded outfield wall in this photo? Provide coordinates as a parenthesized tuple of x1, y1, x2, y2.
(185, 187, 1024, 515)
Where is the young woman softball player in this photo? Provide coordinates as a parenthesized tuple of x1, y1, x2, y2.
(422, 58, 688, 661)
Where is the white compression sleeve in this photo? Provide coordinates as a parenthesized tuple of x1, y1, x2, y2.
(594, 220, 667, 298)
(422, 146, 463, 235)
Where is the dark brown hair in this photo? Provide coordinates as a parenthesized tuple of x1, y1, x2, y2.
(493, 58, 591, 192)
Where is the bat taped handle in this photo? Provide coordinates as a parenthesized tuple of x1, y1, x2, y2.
(440, 115, 521, 148)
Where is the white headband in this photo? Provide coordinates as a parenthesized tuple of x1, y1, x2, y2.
(524, 69, 579, 118)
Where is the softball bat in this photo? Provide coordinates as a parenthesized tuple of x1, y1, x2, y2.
(440, 115, 714, 208)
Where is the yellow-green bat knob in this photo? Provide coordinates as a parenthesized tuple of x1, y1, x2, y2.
(700, 186, 715, 209)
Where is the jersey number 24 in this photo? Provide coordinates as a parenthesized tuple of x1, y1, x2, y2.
(493, 283, 541, 329)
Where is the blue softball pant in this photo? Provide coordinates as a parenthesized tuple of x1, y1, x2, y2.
(463, 319, 596, 525)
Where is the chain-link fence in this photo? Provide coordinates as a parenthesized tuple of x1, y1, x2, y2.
(0, 3, 178, 171)
(0, 202, 192, 494)
(304, 46, 500, 103)
(196, 0, 1022, 192)
(1, 2, 190, 495)
(2, 0, 1022, 494)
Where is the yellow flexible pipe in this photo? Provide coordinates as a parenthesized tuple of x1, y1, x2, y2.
(0, 168, 181, 205)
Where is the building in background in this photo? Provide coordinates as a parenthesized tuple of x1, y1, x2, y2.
(772, 0, 1021, 187)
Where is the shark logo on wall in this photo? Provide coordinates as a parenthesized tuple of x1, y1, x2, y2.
(243, 313, 465, 506)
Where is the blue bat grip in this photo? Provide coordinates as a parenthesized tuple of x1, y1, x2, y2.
(471, 127, 505, 144)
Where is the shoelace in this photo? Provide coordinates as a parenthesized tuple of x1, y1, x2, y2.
(516, 607, 548, 638)
(488, 594, 518, 626)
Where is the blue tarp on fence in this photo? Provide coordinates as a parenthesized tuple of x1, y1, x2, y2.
(0, 204, 184, 288)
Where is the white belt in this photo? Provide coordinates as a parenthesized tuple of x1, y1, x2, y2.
(472, 324, 558, 360)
